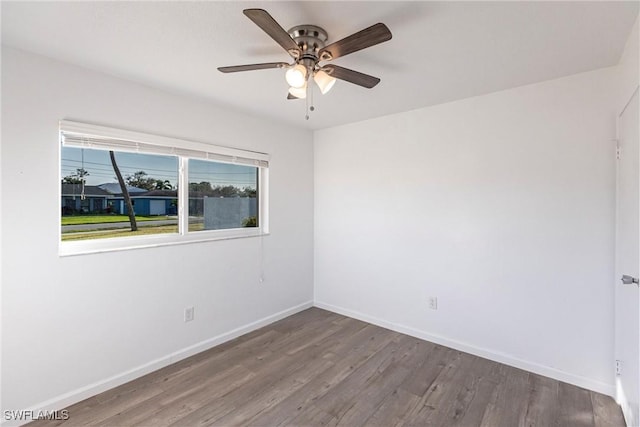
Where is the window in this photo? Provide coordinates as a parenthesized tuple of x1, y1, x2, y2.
(188, 160, 258, 232)
(59, 121, 269, 255)
(61, 147, 179, 241)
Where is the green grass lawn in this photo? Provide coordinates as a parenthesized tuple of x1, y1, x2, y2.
(61, 221, 204, 241)
(61, 224, 179, 241)
(61, 215, 171, 225)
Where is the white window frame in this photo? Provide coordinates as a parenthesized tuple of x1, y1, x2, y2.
(59, 120, 269, 256)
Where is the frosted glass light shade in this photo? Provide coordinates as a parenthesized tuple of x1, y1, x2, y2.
(314, 70, 336, 95)
(288, 86, 307, 99)
(285, 64, 307, 88)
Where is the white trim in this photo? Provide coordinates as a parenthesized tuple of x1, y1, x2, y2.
(59, 120, 269, 164)
(314, 301, 616, 397)
(59, 120, 269, 256)
(259, 168, 270, 234)
(178, 157, 189, 236)
(619, 85, 640, 118)
(59, 229, 270, 257)
(1, 301, 314, 427)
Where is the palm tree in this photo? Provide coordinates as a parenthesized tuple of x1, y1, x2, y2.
(109, 151, 137, 231)
(155, 179, 173, 190)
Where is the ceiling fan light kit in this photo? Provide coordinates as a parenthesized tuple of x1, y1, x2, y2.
(288, 85, 307, 99)
(313, 70, 336, 95)
(285, 63, 308, 88)
(218, 8, 392, 120)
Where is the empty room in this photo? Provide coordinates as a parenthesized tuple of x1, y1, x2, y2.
(1, 1, 639, 426)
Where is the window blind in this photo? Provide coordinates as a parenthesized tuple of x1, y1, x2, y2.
(60, 120, 269, 168)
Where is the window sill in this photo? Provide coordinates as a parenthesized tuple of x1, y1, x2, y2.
(59, 228, 269, 257)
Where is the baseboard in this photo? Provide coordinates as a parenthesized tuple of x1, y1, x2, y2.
(314, 300, 615, 397)
(2, 300, 313, 427)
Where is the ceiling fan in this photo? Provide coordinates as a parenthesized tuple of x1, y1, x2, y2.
(218, 9, 392, 117)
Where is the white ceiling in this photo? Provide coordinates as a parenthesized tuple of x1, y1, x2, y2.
(2, 1, 638, 130)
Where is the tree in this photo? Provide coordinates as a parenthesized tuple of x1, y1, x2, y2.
(109, 151, 137, 231)
(125, 171, 156, 191)
(239, 187, 257, 198)
(62, 175, 82, 184)
(154, 179, 173, 190)
(61, 168, 90, 184)
(215, 185, 239, 198)
(189, 181, 213, 193)
(242, 216, 257, 227)
(187, 182, 257, 197)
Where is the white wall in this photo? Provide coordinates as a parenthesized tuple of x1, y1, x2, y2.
(0, 47, 314, 417)
(616, 16, 639, 113)
(314, 67, 617, 394)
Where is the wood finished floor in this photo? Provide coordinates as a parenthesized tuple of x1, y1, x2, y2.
(31, 308, 624, 427)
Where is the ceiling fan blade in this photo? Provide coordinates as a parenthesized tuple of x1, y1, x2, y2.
(218, 62, 288, 73)
(243, 9, 301, 57)
(322, 65, 381, 89)
(319, 23, 392, 61)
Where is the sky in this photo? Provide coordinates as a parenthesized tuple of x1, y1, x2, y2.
(61, 147, 257, 189)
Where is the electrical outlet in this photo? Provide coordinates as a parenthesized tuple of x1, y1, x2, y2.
(616, 360, 622, 376)
(428, 297, 438, 310)
(184, 306, 195, 322)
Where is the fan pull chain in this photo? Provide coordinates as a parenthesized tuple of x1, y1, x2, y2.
(305, 83, 310, 120)
(310, 81, 315, 112)
(305, 78, 315, 120)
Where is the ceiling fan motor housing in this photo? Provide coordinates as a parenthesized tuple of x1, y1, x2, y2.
(288, 25, 328, 67)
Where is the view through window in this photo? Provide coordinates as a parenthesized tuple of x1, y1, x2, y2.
(61, 147, 179, 241)
(188, 159, 258, 232)
(60, 122, 267, 251)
